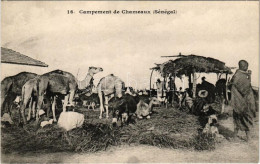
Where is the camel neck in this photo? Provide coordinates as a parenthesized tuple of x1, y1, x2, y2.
(78, 72, 94, 90)
(84, 73, 94, 85)
(87, 72, 94, 78)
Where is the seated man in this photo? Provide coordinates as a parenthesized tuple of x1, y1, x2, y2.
(199, 77, 216, 103)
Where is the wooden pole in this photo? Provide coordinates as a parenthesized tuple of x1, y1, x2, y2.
(192, 68, 197, 98)
(188, 73, 192, 90)
(149, 69, 154, 97)
(163, 76, 166, 98)
(172, 74, 176, 106)
(169, 76, 172, 90)
(225, 73, 229, 104)
(164, 76, 167, 108)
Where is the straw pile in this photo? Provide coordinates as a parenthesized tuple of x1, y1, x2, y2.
(1, 106, 219, 155)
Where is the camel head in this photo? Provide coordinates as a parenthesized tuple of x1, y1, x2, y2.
(88, 66, 103, 74)
(149, 97, 161, 105)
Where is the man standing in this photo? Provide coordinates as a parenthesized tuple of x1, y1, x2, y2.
(156, 79, 163, 102)
(230, 60, 256, 141)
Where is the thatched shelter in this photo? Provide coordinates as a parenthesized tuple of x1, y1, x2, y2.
(151, 54, 232, 98)
(159, 54, 232, 77)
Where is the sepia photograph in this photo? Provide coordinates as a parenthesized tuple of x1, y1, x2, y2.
(1, 1, 259, 163)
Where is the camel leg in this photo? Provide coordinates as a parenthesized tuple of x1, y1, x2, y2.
(36, 95, 44, 123)
(221, 97, 225, 114)
(99, 92, 104, 119)
(32, 101, 36, 119)
(27, 98, 33, 121)
(35, 109, 39, 123)
(3, 101, 10, 117)
(99, 105, 103, 119)
(21, 95, 31, 124)
(20, 107, 27, 124)
(1, 94, 8, 116)
(68, 90, 75, 106)
(92, 102, 95, 110)
(18, 108, 22, 126)
(52, 96, 57, 122)
(105, 96, 109, 119)
(44, 97, 51, 118)
(63, 95, 69, 112)
(1, 100, 6, 117)
(47, 105, 50, 118)
(0, 97, 5, 115)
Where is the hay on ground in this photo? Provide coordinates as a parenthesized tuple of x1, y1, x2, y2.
(2, 106, 221, 154)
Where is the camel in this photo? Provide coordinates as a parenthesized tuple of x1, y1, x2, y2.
(136, 97, 160, 119)
(1, 72, 37, 117)
(20, 73, 68, 124)
(22, 67, 103, 124)
(97, 74, 125, 119)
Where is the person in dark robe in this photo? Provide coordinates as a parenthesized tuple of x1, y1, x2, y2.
(230, 60, 256, 141)
(200, 77, 216, 103)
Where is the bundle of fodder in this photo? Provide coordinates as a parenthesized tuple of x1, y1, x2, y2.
(2, 106, 220, 154)
(134, 132, 194, 149)
(64, 123, 121, 152)
(1, 122, 121, 154)
(191, 132, 217, 151)
(117, 107, 218, 150)
(1, 124, 71, 154)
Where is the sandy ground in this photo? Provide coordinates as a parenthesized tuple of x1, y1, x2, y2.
(2, 113, 259, 163)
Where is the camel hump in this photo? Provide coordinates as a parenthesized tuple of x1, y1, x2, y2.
(51, 69, 64, 75)
(14, 72, 37, 79)
(16, 71, 34, 75)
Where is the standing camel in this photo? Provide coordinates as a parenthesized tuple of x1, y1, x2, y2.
(97, 74, 125, 119)
(1, 72, 37, 117)
(22, 67, 103, 124)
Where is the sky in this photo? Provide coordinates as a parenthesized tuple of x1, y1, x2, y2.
(1, 1, 259, 89)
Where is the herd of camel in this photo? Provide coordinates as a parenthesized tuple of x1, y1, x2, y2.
(1, 66, 129, 125)
(1, 65, 238, 127)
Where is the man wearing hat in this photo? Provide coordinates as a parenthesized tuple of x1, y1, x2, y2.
(199, 76, 216, 103)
